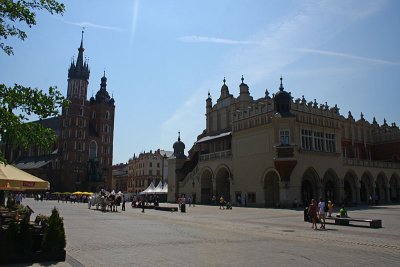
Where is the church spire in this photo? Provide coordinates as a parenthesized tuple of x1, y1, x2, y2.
(68, 30, 90, 80)
(76, 30, 85, 71)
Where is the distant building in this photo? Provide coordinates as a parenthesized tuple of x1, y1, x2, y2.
(2, 32, 115, 192)
(112, 163, 128, 192)
(168, 76, 400, 207)
(127, 149, 173, 194)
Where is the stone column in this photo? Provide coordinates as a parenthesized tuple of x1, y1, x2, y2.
(385, 186, 390, 202)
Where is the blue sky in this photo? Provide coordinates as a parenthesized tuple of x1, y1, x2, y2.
(1, 0, 399, 164)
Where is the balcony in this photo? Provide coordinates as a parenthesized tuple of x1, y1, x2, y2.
(343, 158, 400, 169)
(275, 145, 295, 159)
(199, 150, 232, 162)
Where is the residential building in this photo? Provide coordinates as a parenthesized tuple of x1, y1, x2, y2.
(128, 149, 173, 194)
(112, 163, 128, 192)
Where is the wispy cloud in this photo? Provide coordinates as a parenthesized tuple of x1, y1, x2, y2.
(164, 0, 390, 146)
(160, 86, 205, 147)
(296, 48, 400, 66)
(178, 35, 267, 45)
(130, 0, 140, 45)
(63, 20, 125, 32)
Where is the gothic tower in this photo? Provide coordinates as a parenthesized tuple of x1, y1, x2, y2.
(58, 32, 115, 192)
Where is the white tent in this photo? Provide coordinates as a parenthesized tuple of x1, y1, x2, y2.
(139, 181, 155, 195)
(154, 181, 168, 194)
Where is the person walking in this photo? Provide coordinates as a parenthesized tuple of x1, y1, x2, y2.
(219, 196, 225, 210)
(318, 197, 326, 229)
(327, 200, 334, 217)
(308, 199, 318, 230)
(122, 195, 126, 211)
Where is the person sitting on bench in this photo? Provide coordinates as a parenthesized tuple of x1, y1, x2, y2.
(336, 205, 348, 218)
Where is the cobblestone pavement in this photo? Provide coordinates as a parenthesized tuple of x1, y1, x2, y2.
(7, 199, 400, 267)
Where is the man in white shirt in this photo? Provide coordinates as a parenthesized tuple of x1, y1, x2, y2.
(318, 197, 326, 229)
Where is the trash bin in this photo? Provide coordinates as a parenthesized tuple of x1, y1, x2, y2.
(304, 207, 309, 222)
(181, 203, 186, 213)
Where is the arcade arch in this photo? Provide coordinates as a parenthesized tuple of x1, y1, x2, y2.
(215, 166, 231, 201)
(301, 168, 320, 206)
(389, 173, 400, 202)
(344, 171, 358, 204)
(322, 169, 339, 203)
(360, 172, 373, 203)
(200, 168, 213, 204)
(263, 170, 280, 208)
(375, 173, 388, 203)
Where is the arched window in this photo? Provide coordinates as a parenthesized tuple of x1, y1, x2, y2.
(89, 141, 98, 159)
(92, 111, 96, 119)
(105, 111, 110, 120)
(80, 108, 84, 116)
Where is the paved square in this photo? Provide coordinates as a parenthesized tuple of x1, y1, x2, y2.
(12, 199, 400, 267)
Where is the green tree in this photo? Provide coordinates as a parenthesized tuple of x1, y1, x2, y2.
(42, 207, 66, 252)
(0, 0, 68, 164)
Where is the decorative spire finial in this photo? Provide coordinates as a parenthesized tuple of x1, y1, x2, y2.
(241, 75, 244, 84)
(279, 75, 284, 91)
(178, 131, 181, 141)
(80, 27, 85, 48)
(223, 77, 226, 85)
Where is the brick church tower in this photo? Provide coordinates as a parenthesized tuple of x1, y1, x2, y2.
(58, 32, 115, 192)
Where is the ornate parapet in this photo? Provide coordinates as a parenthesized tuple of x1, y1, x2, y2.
(199, 150, 232, 162)
(343, 158, 400, 169)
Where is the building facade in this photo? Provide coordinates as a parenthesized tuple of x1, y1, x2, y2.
(112, 163, 128, 192)
(168, 76, 400, 207)
(3, 33, 115, 192)
(127, 149, 172, 194)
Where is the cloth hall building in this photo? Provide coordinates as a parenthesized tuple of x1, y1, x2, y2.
(168, 76, 400, 207)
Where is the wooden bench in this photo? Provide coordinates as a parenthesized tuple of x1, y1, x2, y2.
(328, 217, 382, 228)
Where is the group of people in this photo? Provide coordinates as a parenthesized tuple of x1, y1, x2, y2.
(307, 198, 348, 230)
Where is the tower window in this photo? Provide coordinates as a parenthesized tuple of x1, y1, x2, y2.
(105, 111, 110, 120)
(89, 140, 98, 159)
(280, 130, 290, 145)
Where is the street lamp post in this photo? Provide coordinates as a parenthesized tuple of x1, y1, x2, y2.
(162, 153, 167, 188)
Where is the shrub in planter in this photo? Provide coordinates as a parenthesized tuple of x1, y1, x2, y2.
(4, 220, 18, 254)
(17, 204, 34, 222)
(2, 217, 33, 254)
(35, 214, 49, 228)
(18, 218, 33, 253)
(42, 207, 66, 253)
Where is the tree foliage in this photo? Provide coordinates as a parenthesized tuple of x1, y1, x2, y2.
(42, 207, 66, 252)
(0, 0, 65, 55)
(0, 0, 67, 164)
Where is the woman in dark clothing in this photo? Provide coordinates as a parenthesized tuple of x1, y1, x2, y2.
(308, 199, 318, 230)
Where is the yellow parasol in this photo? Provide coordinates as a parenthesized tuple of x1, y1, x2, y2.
(0, 163, 50, 191)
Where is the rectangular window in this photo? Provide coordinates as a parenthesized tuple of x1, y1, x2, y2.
(301, 129, 313, 150)
(325, 133, 336, 153)
(313, 131, 324, 151)
(280, 130, 290, 145)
